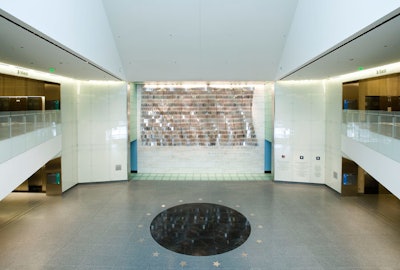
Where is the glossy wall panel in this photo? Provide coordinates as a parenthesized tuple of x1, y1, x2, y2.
(274, 81, 326, 184)
(324, 79, 342, 193)
(129, 83, 137, 142)
(264, 83, 274, 142)
(61, 80, 79, 192)
(77, 81, 128, 182)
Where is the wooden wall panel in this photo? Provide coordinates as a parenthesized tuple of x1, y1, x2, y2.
(387, 74, 400, 95)
(361, 74, 400, 96)
(44, 83, 61, 100)
(0, 75, 3, 96)
(3, 75, 16, 95)
(27, 80, 44, 96)
(14, 77, 27, 96)
(358, 80, 367, 110)
(343, 83, 359, 100)
(357, 73, 400, 111)
(0, 74, 60, 101)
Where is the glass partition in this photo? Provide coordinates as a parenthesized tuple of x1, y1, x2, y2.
(343, 110, 400, 139)
(0, 110, 61, 141)
(0, 110, 61, 163)
(342, 110, 400, 162)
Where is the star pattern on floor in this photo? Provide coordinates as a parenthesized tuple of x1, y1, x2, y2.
(152, 251, 159, 257)
(179, 261, 187, 267)
(138, 238, 145, 243)
(256, 239, 263, 244)
(213, 261, 221, 267)
(241, 252, 248, 257)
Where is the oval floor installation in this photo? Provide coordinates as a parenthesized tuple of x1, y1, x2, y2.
(150, 203, 251, 256)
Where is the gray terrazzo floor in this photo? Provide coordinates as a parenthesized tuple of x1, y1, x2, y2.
(0, 179, 400, 269)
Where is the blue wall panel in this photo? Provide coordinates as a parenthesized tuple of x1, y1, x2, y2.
(131, 140, 137, 172)
(264, 140, 271, 172)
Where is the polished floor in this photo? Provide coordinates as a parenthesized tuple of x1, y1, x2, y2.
(1, 179, 400, 269)
(150, 203, 251, 256)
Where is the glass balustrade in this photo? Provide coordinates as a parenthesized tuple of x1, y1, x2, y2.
(0, 110, 61, 140)
(0, 110, 61, 163)
(342, 110, 400, 162)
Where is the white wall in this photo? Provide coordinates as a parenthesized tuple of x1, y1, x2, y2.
(61, 81, 79, 192)
(274, 80, 326, 183)
(324, 79, 343, 193)
(77, 81, 128, 182)
(277, 1, 400, 79)
(138, 85, 267, 174)
(264, 83, 275, 142)
(0, 0, 124, 79)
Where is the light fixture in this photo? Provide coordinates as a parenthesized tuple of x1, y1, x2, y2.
(143, 81, 266, 89)
(0, 61, 74, 83)
(143, 83, 207, 88)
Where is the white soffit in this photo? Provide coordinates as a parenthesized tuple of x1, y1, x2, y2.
(282, 11, 400, 80)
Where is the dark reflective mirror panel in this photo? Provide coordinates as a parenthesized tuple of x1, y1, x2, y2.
(150, 203, 251, 256)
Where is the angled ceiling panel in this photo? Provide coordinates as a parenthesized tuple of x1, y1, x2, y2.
(0, 14, 120, 81)
(282, 12, 400, 80)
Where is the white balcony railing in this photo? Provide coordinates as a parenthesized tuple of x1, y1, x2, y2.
(342, 110, 400, 163)
(0, 110, 61, 163)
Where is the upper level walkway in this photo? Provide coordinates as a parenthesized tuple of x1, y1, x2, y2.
(0, 110, 61, 163)
(0, 110, 61, 200)
(342, 110, 400, 198)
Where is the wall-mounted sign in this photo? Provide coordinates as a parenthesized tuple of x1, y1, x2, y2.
(17, 70, 28, 77)
(376, 69, 387, 75)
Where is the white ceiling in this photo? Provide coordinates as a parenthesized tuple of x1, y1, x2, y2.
(0, 15, 119, 81)
(0, 1, 400, 82)
(101, 0, 298, 81)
